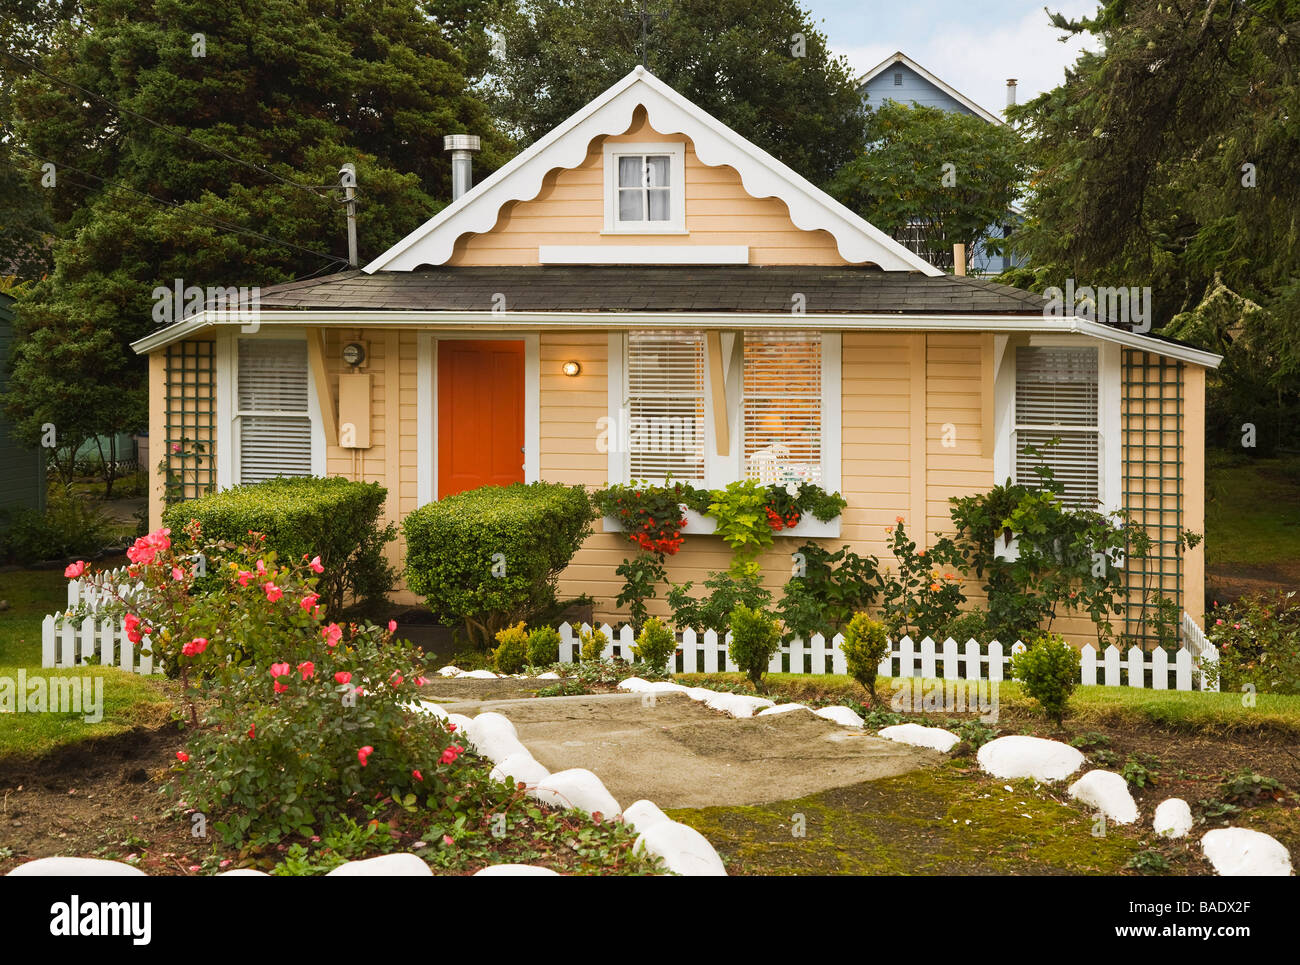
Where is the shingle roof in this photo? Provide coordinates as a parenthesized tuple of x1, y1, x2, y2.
(257, 266, 1048, 315)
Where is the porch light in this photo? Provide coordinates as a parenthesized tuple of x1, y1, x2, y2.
(562, 361, 582, 377)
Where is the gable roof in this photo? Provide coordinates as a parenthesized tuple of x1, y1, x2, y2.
(856, 52, 1004, 127)
(257, 266, 1043, 314)
(364, 66, 942, 276)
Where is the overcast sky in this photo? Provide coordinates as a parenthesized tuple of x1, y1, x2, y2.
(803, 0, 1103, 117)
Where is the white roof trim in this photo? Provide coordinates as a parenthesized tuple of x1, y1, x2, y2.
(131, 309, 1222, 369)
(857, 51, 1005, 127)
(363, 66, 942, 276)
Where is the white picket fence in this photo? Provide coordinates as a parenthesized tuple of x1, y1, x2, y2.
(557, 617, 1220, 692)
(41, 567, 159, 674)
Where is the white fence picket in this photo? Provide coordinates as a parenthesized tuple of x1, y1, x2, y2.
(681, 628, 698, 673)
(1080, 644, 1098, 686)
(1103, 646, 1122, 687)
(1126, 646, 1145, 688)
(831, 633, 847, 675)
(722, 632, 738, 672)
(919, 636, 936, 679)
(702, 630, 719, 673)
(1175, 648, 1192, 691)
(988, 641, 1004, 682)
(1151, 647, 1168, 690)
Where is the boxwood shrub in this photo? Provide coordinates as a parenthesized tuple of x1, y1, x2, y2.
(162, 477, 396, 616)
(403, 482, 595, 647)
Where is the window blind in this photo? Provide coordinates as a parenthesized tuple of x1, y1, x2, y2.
(626, 331, 705, 482)
(1014, 346, 1100, 507)
(743, 331, 823, 484)
(236, 339, 311, 483)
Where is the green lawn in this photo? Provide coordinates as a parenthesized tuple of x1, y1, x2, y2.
(1205, 451, 1300, 566)
(676, 672, 1300, 736)
(0, 567, 172, 759)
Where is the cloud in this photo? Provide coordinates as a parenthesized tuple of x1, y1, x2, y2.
(830, 2, 1101, 118)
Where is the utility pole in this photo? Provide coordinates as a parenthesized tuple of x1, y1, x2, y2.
(339, 163, 358, 268)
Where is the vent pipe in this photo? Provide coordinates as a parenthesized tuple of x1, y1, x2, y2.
(1006, 78, 1018, 109)
(444, 134, 481, 201)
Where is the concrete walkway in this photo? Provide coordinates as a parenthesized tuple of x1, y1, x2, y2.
(438, 692, 937, 809)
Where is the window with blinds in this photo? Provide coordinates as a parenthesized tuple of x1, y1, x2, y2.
(743, 332, 823, 484)
(1014, 345, 1100, 507)
(626, 331, 705, 482)
(236, 338, 312, 484)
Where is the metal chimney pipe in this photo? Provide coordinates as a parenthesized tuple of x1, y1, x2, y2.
(443, 134, 481, 201)
(1006, 79, 1018, 109)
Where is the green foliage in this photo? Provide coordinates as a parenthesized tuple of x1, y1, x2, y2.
(2, 0, 507, 470)
(828, 100, 1028, 272)
(1219, 769, 1285, 804)
(614, 553, 665, 633)
(632, 616, 676, 673)
(526, 624, 562, 666)
(1122, 754, 1162, 789)
(1126, 850, 1171, 875)
(487, 0, 865, 186)
(778, 542, 879, 640)
(1011, 633, 1079, 725)
(937, 611, 989, 645)
(579, 625, 609, 662)
(840, 611, 889, 700)
(163, 476, 395, 617)
(877, 520, 966, 641)
(707, 479, 775, 576)
(667, 569, 771, 634)
(727, 603, 781, 690)
(0, 486, 119, 563)
(403, 482, 595, 647)
(593, 481, 696, 556)
(1209, 591, 1300, 695)
(493, 622, 530, 674)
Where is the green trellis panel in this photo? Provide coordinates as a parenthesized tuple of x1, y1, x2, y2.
(164, 340, 216, 502)
(1122, 350, 1184, 648)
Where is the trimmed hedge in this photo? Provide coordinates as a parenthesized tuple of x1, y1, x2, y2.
(162, 477, 396, 615)
(403, 482, 595, 647)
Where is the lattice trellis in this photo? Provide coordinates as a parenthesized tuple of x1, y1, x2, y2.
(164, 340, 216, 503)
(1122, 350, 1185, 649)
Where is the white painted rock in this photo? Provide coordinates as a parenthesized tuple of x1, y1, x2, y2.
(325, 853, 433, 877)
(878, 723, 961, 753)
(636, 821, 728, 876)
(473, 864, 561, 876)
(703, 691, 775, 718)
(619, 677, 687, 695)
(532, 768, 621, 818)
(444, 713, 474, 738)
(465, 712, 525, 763)
(1201, 828, 1293, 877)
(455, 669, 498, 679)
(622, 799, 672, 834)
(490, 752, 550, 787)
(977, 735, 1084, 782)
(535, 671, 561, 680)
(8, 856, 147, 876)
(437, 665, 461, 677)
(217, 868, 271, 876)
(1068, 770, 1140, 825)
(757, 703, 812, 716)
(683, 687, 714, 701)
(1153, 798, 1194, 838)
(814, 705, 864, 727)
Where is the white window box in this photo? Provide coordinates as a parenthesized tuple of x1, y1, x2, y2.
(993, 531, 1125, 568)
(602, 506, 841, 539)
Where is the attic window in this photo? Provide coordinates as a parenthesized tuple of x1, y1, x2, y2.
(894, 70, 903, 86)
(603, 141, 686, 233)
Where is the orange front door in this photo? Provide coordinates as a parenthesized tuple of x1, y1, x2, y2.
(437, 339, 525, 498)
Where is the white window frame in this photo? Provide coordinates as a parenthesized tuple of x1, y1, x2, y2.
(606, 329, 840, 495)
(214, 329, 325, 489)
(602, 142, 687, 234)
(993, 336, 1120, 514)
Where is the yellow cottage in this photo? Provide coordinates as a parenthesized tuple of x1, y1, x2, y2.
(132, 67, 1221, 648)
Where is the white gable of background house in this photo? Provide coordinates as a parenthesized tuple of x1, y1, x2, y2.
(365, 66, 942, 275)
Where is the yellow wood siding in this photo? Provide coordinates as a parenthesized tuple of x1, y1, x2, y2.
(448, 109, 848, 266)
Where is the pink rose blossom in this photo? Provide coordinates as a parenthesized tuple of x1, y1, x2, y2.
(297, 661, 315, 680)
(64, 560, 86, 578)
(357, 745, 374, 767)
(300, 593, 320, 612)
(270, 662, 291, 693)
(334, 671, 352, 684)
(322, 623, 343, 647)
(263, 582, 283, 603)
(181, 638, 209, 657)
(388, 620, 397, 633)
(308, 555, 324, 574)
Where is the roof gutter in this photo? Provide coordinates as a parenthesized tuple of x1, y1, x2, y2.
(130, 309, 1223, 369)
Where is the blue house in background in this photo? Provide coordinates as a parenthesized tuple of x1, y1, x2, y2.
(856, 51, 1025, 276)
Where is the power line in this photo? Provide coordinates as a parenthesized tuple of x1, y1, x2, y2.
(0, 47, 337, 199)
(5, 138, 349, 268)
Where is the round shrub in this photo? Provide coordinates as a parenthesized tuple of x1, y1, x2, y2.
(632, 616, 676, 673)
(493, 622, 529, 674)
(403, 482, 595, 648)
(841, 611, 889, 700)
(162, 476, 395, 617)
(1011, 632, 1079, 724)
(580, 626, 609, 662)
(728, 603, 781, 691)
(1209, 591, 1300, 694)
(526, 625, 561, 666)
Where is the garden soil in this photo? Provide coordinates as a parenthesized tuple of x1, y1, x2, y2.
(436, 692, 939, 808)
